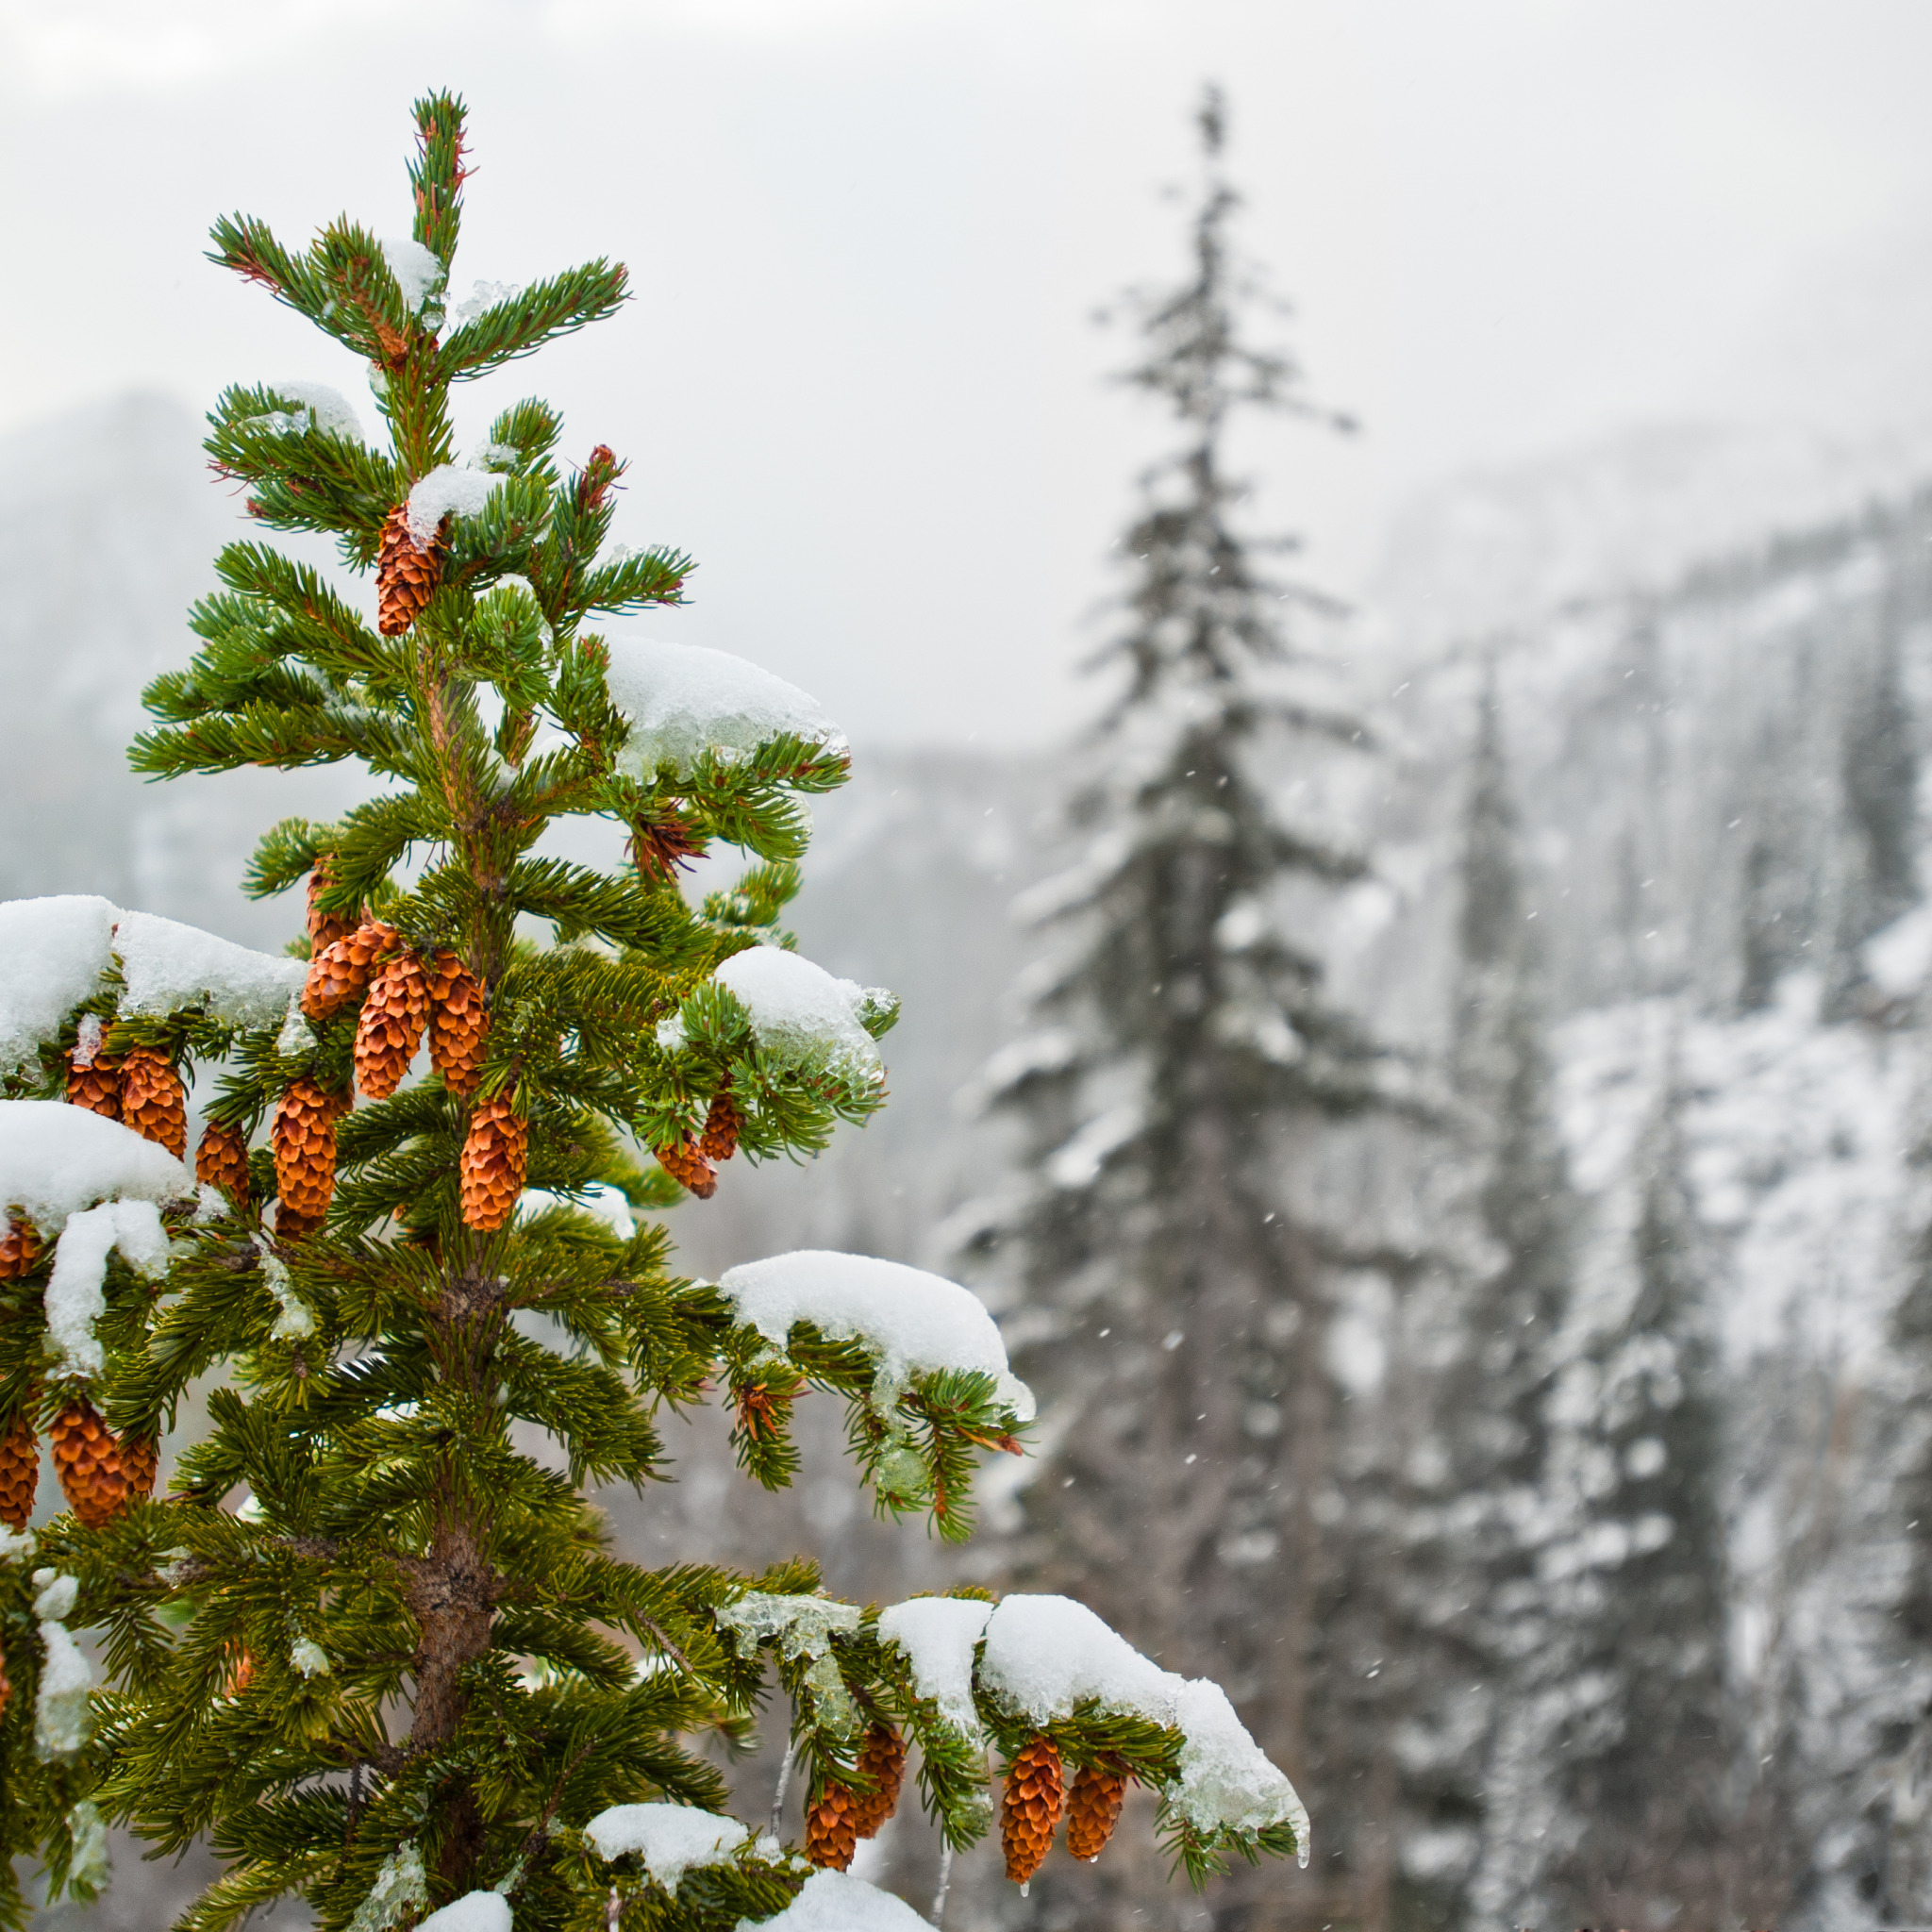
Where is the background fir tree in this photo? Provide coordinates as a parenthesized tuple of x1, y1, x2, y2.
(0, 93, 1310, 1932)
(960, 88, 1403, 1931)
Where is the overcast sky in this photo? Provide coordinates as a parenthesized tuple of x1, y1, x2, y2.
(4, 0, 1930, 747)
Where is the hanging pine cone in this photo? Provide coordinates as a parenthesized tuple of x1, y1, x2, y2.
(354, 950, 429, 1099)
(302, 919, 397, 1021)
(307, 859, 355, 954)
(121, 1433, 158, 1504)
(425, 949, 488, 1095)
(655, 1137, 717, 1199)
(195, 1122, 252, 1204)
(121, 1045, 188, 1159)
(273, 1077, 342, 1231)
(66, 1045, 121, 1120)
(375, 502, 447, 637)
(804, 1781, 858, 1872)
(459, 1091, 527, 1231)
(50, 1396, 139, 1529)
(1002, 1735, 1065, 1885)
(698, 1089, 742, 1163)
(848, 1723, 908, 1840)
(0, 1408, 38, 1529)
(0, 1217, 41, 1279)
(1065, 1763, 1129, 1862)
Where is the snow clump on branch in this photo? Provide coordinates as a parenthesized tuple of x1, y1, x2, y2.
(742, 1870, 932, 1931)
(582, 1803, 749, 1889)
(602, 637, 846, 779)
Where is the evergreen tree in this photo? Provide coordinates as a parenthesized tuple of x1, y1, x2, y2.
(961, 89, 1391, 1929)
(1402, 677, 1580, 1932)
(1543, 1080, 1732, 1928)
(0, 96, 1308, 1932)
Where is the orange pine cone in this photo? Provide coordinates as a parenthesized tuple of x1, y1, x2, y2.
(656, 1137, 717, 1199)
(121, 1433, 158, 1504)
(459, 1092, 527, 1231)
(50, 1396, 138, 1529)
(66, 1047, 122, 1121)
(121, 1045, 188, 1159)
(354, 951, 430, 1099)
(307, 860, 355, 954)
(224, 1645, 256, 1699)
(425, 950, 489, 1095)
(302, 920, 398, 1021)
(272, 1077, 342, 1229)
(1002, 1734, 1065, 1885)
(698, 1089, 742, 1163)
(0, 1408, 38, 1529)
(849, 1723, 908, 1840)
(195, 1122, 253, 1204)
(1065, 1763, 1129, 1863)
(805, 1781, 858, 1872)
(376, 502, 447, 637)
(0, 1217, 41, 1279)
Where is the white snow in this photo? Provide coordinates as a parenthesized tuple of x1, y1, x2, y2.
(255, 382, 364, 442)
(583, 1803, 749, 1887)
(515, 1183, 634, 1240)
(738, 1870, 931, 1932)
(1864, 901, 1932, 997)
(0, 896, 117, 1073)
(876, 1595, 993, 1736)
(450, 278, 523, 327)
(34, 1617, 92, 1757)
(669, 948, 882, 1083)
(1172, 1677, 1311, 1857)
(717, 1251, 1035, 1422)
(113, 909, 306, 1027)
(46, 1197, 168, 1378)
(290, 1639, 330, 1678)
(602, 637, 845, 780)
(0, 898, 305, 1070)
(33, 1571, 77, 1621)
(977, 1593, 1180, 1728)
(0, 1525, 33, 1562)
(261, 1251, 316, 1341)
(406, 464, 501, 549)
(0, 1101, 190, 1231)
(414, 1892, 510, 1932)
(380, 237, 446, 315)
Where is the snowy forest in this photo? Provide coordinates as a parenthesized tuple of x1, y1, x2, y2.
(4, 44, 1932, 1932)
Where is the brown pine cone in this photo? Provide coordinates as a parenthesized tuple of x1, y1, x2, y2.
(195, 1122, 253, 1204)
(1002, 1734, 1065, 1885)
(354, 951, 429, 1099)
(121, 1046, 188, 1159)
(0, 1217, 42, 1279)
(121, 1433, 158, 1504)
(50, 1396, 138, 1529)
(376, 502, 447, 637)
(301, 920, 398, 1021)
(272, 1077, 342, 1229)
(307, 860, 355, 954)
(425, 950, 488, 1095)
(805, 1781, 858, 1872)
(698, 1089, 742, 1163)
(1065, 1763, 1129, 1863)
(66, 1047, 122, 1121)
(656, 1137, 717, 1199)
(849, 1723, 908, 1840)
(0, 1408, 38, 1529)
(459, 1092, 527, 1231)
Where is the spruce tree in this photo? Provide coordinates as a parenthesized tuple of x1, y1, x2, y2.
(961, 88, 1390, 1928)
(0, 95, 1307, 1932)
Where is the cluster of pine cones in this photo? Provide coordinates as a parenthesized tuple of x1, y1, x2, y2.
(800, 1725, 1128, 1884)
(655, 1086, 741, 1200)
(0, 1394, 157, 1535)
(999, 1735, 1128, 1883)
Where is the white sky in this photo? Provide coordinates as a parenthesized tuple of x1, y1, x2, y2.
(3, 0, 1930, 747)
